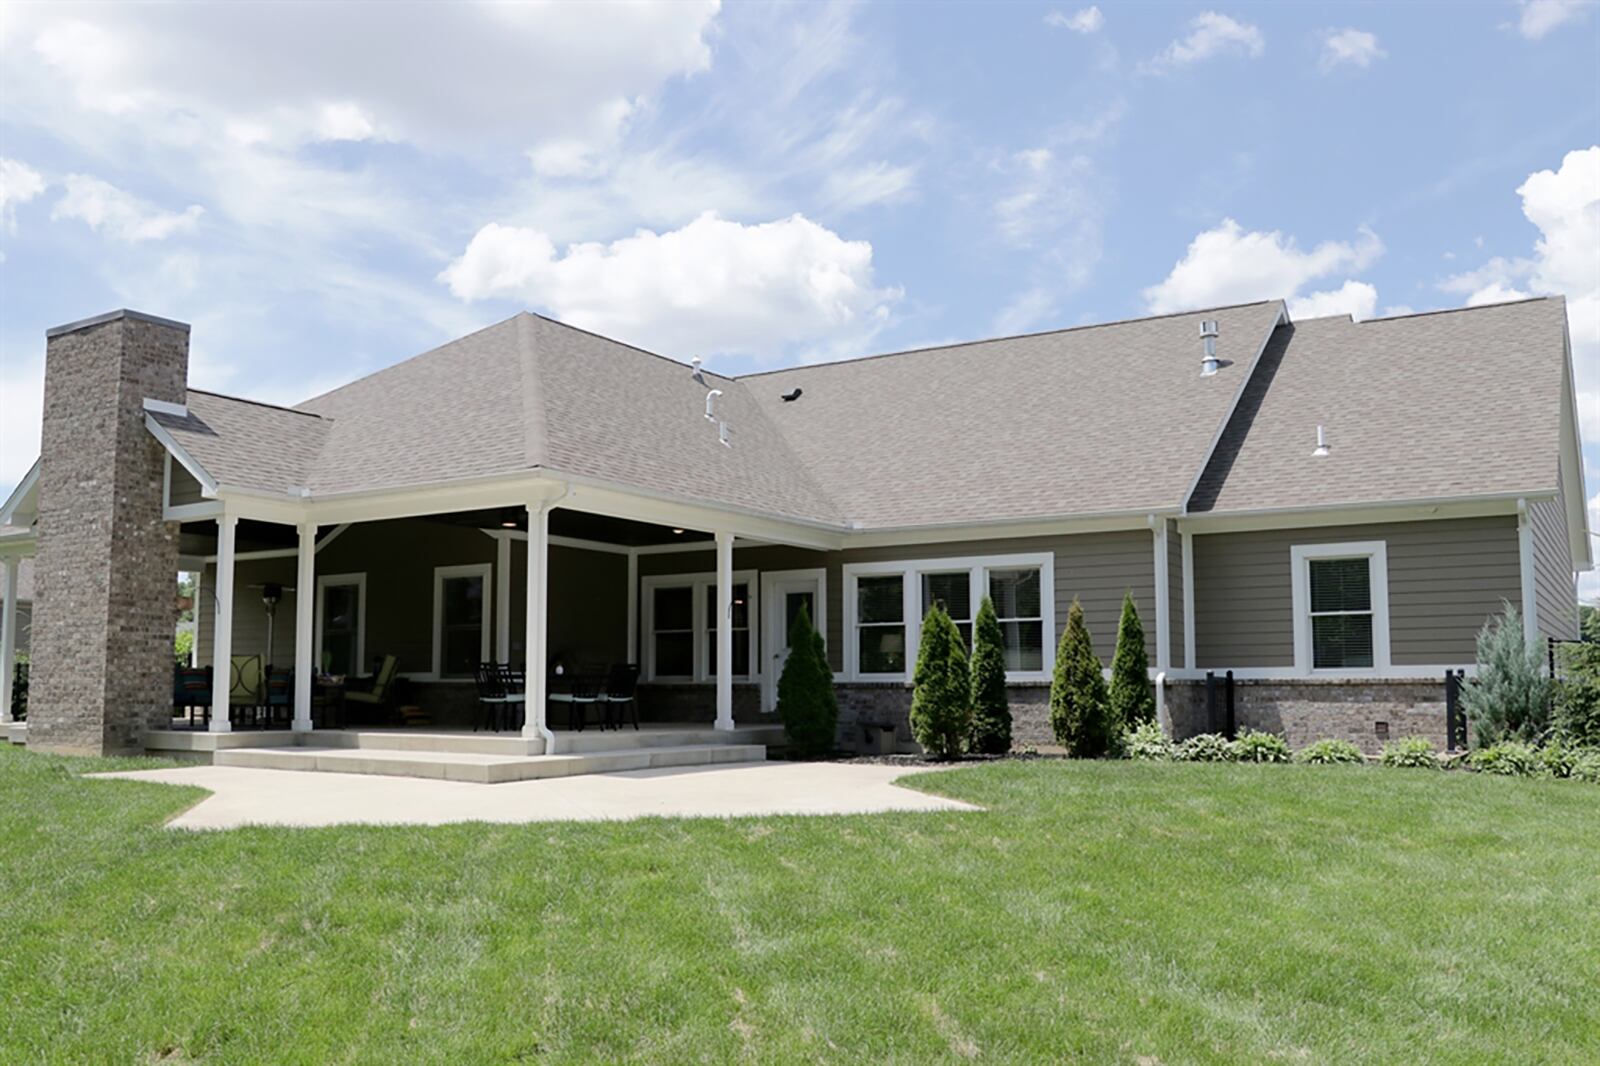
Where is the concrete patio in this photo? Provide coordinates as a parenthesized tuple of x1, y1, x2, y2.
(91, 760, 978, 829)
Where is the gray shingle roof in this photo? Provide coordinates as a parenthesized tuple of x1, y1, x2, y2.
(745, 301, 1286, 528)
(1188, 297, 1569, 514)
(150, 391, 328, 497)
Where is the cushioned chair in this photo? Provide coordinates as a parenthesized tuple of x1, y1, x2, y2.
(264, 666, 294, 728)
(601, 664, 641, 731)
(229, 654, 264, 728)
(474, 662, 513, 732)
(173, 664, 212, 728)
(547, 671, 601, 731)
(344, 654, 399, 724)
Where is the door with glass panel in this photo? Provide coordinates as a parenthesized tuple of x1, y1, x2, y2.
(761, 570, 826, 712)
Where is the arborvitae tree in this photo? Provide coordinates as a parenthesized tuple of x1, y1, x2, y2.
(776, 602, 838, 758)
(968, 596, 1012, 754)
(910, 603, 971, 759)
(1461, 603, 1551, 745)
(1049, 598, 1112, 757)
(1107, 591, 1154, 731)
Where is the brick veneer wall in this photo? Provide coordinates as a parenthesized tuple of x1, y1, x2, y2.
(1164, 678, 1458, 755)
(28, 312, 188, 756)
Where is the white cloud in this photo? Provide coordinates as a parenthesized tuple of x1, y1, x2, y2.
(1320, 28, 1386, 71)
(1515, 0, 1592, 39)
(439, 211, 900, 361)
(1143, 218, 1383, 314)
(989, 145, 1107, 333)
(1441, 147, 1600, 443)
(314, 102, 382, 143)
(1289, 280, 1379, 321)
(1140, 11, 1264, 74)
(0, 158, 46, 230)
(1045, 7, 1104, 33)
(821, 161, 917, 214)
(50, 175, 203, 241)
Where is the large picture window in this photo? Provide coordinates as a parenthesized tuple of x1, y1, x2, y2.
(433, 563, 491, 680)
(642, 571, 758, 681)
(1291, 542, 1390, 675)
(844, 553, 1054, 682)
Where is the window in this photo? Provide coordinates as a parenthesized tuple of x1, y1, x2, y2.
(433, 564, 491, 679)
(1291, 542, 1390, 675)
(315, 573, 366, 677)
(988, 567, 1044, 671)
(857, 574, 907, 675)
(844, 553, 1054, 681)
(642, 571, 758, 681)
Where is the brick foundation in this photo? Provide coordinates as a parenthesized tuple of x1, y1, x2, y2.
(1164, 678, 1459, 755)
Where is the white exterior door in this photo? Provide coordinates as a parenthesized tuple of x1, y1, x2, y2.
(760, 569, 826, 713)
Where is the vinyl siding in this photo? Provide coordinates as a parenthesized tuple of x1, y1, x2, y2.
(1192, 516, 1521, 669)
(168, 463, 206, 506)
(640, 531, 1156, 672)
(1529, 479, 1579, 641)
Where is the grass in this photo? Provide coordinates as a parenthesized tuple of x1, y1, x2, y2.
(2, 747, 1598, 1064)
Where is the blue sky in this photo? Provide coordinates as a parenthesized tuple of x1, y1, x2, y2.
(1, 1, 1596, 593)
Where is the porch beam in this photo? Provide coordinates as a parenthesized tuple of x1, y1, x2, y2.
(210, 512, 237, 732)
(523, 501, 557, 751)
(292, 521, 315, 732)
(0, 556, 17, 722)
(714, 530, 734, 731)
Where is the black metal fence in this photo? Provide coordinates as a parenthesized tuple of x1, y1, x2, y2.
(1204, 670, 1235, 739)
(1443, 668, 1467, 752)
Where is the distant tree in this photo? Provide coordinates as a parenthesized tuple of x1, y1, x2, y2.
(1050, 599, 1113, 757)
(1107, 591, 1154, 731)
(776, 602, 838, 758)
(911, 603, 971, 760)
(1460, 604, 1550, 745)
(1581, 603, 1600, 643)
(968, 596, 1012, 754)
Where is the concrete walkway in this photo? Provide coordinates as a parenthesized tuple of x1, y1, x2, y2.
(92, 761, 977, 830)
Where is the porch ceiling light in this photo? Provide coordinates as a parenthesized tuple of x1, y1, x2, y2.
(671, 528, 685, 534)
(499, 507, 521, 529)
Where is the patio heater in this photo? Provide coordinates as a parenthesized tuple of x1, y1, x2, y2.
(246, 581, 292, 663)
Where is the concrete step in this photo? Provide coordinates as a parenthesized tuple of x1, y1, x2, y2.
(300, 730, 543, 756)
(212, 742, 768, 784)
(558, 724, 784, 753)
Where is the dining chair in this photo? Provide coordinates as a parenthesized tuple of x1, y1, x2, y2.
(600, 663, 641, 731)
(474, 662, 510, 732)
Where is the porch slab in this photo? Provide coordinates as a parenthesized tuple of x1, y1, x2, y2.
(5, 721, 24, 745)
(89, 761, 977, 829)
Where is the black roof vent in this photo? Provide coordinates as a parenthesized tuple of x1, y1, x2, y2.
(781, 388, 803, 402)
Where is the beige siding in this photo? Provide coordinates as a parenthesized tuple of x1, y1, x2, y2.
(168, 463, 206, 506)
(1192, 516, 1521, 669)
(1529, 479, 1579, 641)
(640, 531, 1156, 671)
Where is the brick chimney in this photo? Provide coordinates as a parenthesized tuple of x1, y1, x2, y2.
(28, 310, 190, 755)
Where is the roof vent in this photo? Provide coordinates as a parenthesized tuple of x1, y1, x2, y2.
(1312, 425, 1330, 457)
(782, 387, 802, 402)
(690, 357, 707, 387)
(704, 388, 722, 422)
(1199, 320, 1220, 376)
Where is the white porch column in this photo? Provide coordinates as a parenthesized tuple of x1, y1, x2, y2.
(522, 501, 557, 750)
(1152, 519, 1171, 672)
(210, 512, 237, 732)
(496, 532, 511, 663)
(625, 549, 639, 665)
(714, 530, 734, 731)
(292, 521, 315, 732)
(0, 556, 18, 722)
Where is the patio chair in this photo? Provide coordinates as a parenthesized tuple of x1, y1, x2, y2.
(473, 662, 511, 732)
(263, 666, 293, 728)
(600, 663, 641, 731)
(344, 654, 399, 724)
(497, 663, 527, 731)
(547, 671, 601, 731)
(229, 654, 265, 728)
(173, 664, 212, 728)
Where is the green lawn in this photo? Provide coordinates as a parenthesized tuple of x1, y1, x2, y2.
(2, 747, 1597, 1064)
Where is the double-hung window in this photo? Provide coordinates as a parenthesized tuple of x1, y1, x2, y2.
(845, 553, 1054, 682)
(1291, 542, 1390, 674)
(433, 563, 491, 679)
(643, 572, 757, 681)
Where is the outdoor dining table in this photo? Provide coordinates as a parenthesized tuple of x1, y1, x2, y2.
(312, 676, 347, 729)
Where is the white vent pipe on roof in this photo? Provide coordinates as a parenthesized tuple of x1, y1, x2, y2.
(1312, 424, 1330, 457)
(1199, 320, 1220, 376)
(705, 388, 722, 422)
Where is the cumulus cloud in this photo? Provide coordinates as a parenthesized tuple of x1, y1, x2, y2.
(1143, 218, 1383, 314)
(1320, 28, 1386, 71)
(1045, 7, 1104, 33)
(1440, 147, 1599, 445)
(0, 158, 46, 229)
(1515, 0, 1592, 39)
(50, 175, 203, 241)
(1289, 280, 1379, 321)
(1141, 11, 1264, 73)
(440, 211, 900, 361)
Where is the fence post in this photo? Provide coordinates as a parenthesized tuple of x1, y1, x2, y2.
(1205, 671, 1216, 734)
(1444, 669, 1467, 752)
(1224, 669, 1236, 739)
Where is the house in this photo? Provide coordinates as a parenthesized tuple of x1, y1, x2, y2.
(0, 297, 1587, 759)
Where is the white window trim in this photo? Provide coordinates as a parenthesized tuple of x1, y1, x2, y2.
(1290, 541, 1390, 677)
(641, 569, 758, 683)
(759, 568, 828, 712)
(314, 572, 367, 678)
(431, 563, 493, 681)
(842, 552, 1055, 683)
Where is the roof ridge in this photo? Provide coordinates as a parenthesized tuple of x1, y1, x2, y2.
(735, 299, 1285, 379)
(294, 313, 527, 410)
(188, 388, 327, 418)
(528, 311, 742, 384)
(1360, 295, 1557, 324)
(518, 313, 549, 470)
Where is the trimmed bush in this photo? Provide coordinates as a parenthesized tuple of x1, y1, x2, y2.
(1460, 604, 1551, 745)
(1107, 591, 1154, 731)
(910, 603, 971, 760)
(967, 597, 1012, 755)
(1050, 599, 1114, 757)
(1571, 752, 1600, 784)
(1231, 729, 1291, 763)
(1295, 738, 1366, 765)
(1174, 733, 1235, 762)
(775, 602, 838, 758)
(1380, 736, 1441, 770)
(1467, 741, 1540, 777)
(1122, 720, 1173, 761)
